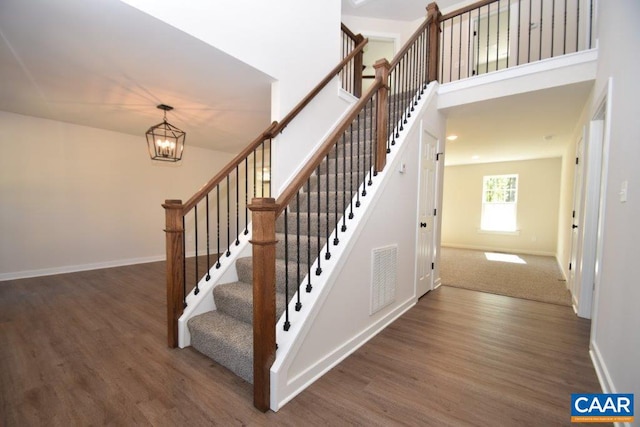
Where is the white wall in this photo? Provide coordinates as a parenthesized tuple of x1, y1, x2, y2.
(120, 0, 351, 196)
(0, 111, 233, 280)
(442, 157, 562, 256)
(589, 0, 640, 414)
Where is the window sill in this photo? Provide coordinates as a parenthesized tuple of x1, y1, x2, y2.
(477, 229, 521, 236)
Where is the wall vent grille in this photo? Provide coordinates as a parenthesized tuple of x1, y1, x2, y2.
(371, 245, 397, 315)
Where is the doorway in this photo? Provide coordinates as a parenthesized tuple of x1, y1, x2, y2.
(416, 129, 439, 297)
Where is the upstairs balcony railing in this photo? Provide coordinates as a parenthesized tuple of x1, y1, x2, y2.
(439, 0, 595, 83)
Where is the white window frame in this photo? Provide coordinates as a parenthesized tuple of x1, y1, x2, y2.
(480, 174, 518, 232)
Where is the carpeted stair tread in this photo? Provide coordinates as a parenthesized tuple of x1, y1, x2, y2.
(213, 281, 287, 325)
(236, 256, 310, 295)
(291, 191, 350, 212)
(276, 211, 339, 235)
(188, 311, 253, 384)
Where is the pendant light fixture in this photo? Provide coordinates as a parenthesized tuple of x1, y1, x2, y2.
(146, 104, 186, 162)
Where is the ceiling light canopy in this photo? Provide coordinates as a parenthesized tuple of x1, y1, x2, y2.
(146, 104, 186, 162)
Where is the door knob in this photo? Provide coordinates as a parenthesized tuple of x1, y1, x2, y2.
(572, 224, 578, 229)
(420, 222, 427, 228)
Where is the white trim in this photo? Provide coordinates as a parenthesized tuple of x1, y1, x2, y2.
(0, 255, 165, 282)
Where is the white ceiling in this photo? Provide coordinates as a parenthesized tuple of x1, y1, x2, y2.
(442, 82, 593, 166)
(0, 0, 272, 153)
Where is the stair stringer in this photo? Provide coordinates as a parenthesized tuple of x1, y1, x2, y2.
(177, 230, 252, 348)
(270, 83, 443, 411)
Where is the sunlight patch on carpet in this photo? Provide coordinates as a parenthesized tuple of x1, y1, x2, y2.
(484, 252, 526, 264)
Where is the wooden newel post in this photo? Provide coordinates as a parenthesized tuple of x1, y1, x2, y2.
(163, 199, 185, 348)
(354, 34, 365, 98)
(374, 59, 391, 173)
(248, 197, 278, 412)
(427, 2, 442, 83)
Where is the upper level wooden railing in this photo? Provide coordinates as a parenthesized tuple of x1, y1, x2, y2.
(438, 0, 595, 83)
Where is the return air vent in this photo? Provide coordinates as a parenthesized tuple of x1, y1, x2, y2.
(371, 245, 397, 315)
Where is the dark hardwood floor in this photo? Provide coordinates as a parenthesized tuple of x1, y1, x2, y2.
(1, 262, 603, 426)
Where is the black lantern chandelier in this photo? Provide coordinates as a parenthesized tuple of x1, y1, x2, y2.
(146, 104, 186, 162)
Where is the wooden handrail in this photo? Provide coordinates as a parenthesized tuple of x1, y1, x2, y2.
(274, 77, 384, 215)
(270, 37, 368, 137)
(181, 121, 278, 214)
(341, 22, 358, 41)
(441, 0, 495, 21)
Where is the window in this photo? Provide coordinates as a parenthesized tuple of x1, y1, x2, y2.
(481, 174, 518, 232)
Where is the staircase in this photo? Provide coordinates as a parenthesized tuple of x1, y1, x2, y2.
(187, 126, 367, 383)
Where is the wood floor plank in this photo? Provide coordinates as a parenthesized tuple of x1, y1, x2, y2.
(1, 264, 604, 426)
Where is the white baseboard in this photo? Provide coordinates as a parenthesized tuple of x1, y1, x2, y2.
(0, 255, 165, 282)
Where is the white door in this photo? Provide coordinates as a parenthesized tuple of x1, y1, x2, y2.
(416, 130, 438, 297)
(568, 136, 584, 297)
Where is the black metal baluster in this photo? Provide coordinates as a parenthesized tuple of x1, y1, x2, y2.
(517, 0, 522, 65)
(528, 0, 533, 63)
(356, 112, 362, 206)
(349, 123, 355, 220)
(206, 194, 211, 281)
(476, 8, 481, 73)
(235, 167, 240, 245)
(253, 150, 257, 198)
(324, 152, 331, 260)
(507, 5, 511, 68)
(467, 12, 472, 77)
(449, 19, 454, 83)
(194, 205, 199, 295)
(406, 54, 412, 119)
(486, 3, 491, 74)
(539, 0, 544, 60)
(368, 98, 374, 185)
(395, 68, 401, 137)
(244, 157, 249, 235)
(267, 138, 272, 197)
(551, 0, 556, 57)
(334, 136, 341, 244)
(216, 184, 221, 269)
(342, 132, 348, 232)
(458, 15, 463, 80)
(440, 21, 445, 82)
(563, 0, 567, 55)
(283, 208, 290, 331)
(306, 180, 312, 292)
(182, 217, 187, 307)
(589, 0, 593, 50)
(497, 0, 501, 70)
(261, 141, 266, 197)
(226, 175, 231, 257)
(295, 195, 301, 311)
(576, 0, 580, 53)
(315, 170, 322, 276)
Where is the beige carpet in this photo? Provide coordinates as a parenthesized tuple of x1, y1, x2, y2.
(440, 247, 572, 306)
